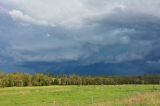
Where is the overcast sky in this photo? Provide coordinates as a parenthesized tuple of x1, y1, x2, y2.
(0, 0, 160, 72)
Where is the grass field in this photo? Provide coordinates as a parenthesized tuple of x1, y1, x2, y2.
(0, 85, 160, 106)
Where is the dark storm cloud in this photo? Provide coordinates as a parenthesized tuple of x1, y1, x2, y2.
(0, 0, 160, 70)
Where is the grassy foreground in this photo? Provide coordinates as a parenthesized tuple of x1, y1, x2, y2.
(0, 85, 160, 106)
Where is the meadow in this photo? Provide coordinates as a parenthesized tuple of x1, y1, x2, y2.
(0, 85, 160, 106)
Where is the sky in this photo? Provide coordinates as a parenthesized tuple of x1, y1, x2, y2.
(0, 0, 160, 74)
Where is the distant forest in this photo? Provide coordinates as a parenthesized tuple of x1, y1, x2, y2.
(0, 73, 160, 87)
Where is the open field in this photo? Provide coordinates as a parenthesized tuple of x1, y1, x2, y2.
(0, 85, 160, 106)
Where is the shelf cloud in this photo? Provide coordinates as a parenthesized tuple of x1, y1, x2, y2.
(0, 0, 160, 73)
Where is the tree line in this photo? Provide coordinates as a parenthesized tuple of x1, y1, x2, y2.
(0, 73, 160, 87)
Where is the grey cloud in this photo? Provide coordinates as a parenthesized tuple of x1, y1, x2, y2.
(0, 0, 160, 66)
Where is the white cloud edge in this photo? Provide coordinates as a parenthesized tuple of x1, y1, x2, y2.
(8, 9, 56, 27)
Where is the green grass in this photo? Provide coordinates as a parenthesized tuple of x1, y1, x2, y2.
(0, 85, 160, 106)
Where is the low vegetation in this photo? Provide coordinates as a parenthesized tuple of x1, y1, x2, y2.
(0, 85, 159, 106)
(0, 73, 160, 105)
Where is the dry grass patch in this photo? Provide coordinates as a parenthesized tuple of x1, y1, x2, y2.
(123, 92, 160, 106)
(90, 92, 160, 106)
